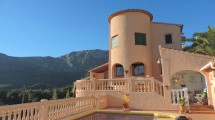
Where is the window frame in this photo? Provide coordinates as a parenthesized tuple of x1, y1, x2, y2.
(115, 64, 124, 77)
(132, 63, 144, 76)
(135, 33, 147, 46)
(111, 35, 119, 49)
(165, 33, 173, 44)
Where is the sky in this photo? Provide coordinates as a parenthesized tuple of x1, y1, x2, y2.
(0, 0, 215, 57)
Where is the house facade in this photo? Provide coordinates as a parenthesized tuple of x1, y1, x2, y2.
(90, 9, 182, 81)
(76, 9, 215, 111)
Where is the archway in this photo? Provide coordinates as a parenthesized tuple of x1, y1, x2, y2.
(170, 70, 206, 103)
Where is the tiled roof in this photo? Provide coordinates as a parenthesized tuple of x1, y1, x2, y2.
(108, 9, 153, 23)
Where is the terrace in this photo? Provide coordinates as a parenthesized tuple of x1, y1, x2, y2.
(0, 77, 215, 120)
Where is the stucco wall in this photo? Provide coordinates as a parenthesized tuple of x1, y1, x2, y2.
(130, 92, 177, 110)
(108, 11, 182, 80)
(76, 91, 125, 107)
(109, 12, 153, 78)
(76, 90, 178, 110)
(159, 47, 215, 105)
(151, 23, 182, 81)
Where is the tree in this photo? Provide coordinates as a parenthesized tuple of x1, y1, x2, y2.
(52, 88, 58, 100)
(183, 26, 215, 56)
(71, 83, 76, 97)
(22, 90, 28, 103)
(65, 89, 70, 98)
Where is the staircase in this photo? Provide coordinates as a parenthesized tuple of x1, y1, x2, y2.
(190, 104, 215, 114)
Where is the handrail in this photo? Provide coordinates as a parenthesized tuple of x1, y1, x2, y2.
(0, 96, 99, 120)
(76, 77, 164, 96)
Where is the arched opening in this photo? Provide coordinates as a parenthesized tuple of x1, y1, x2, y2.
(112, 64, 124, 78)
(131, 62, 144, 76)
(170, 70, 207, 103)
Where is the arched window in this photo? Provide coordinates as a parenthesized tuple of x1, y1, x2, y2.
(115, 64, 124, 77)
(132, 63, 144, 76)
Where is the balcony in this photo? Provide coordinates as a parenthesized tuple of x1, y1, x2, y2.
(76, 77, 164, 96)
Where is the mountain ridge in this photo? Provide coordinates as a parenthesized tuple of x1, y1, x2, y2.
(0, 49, 108, 90)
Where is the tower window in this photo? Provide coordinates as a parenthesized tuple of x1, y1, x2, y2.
(115, 64, 124, 77)
(135, 33, 146, 45)
(112, 35, 119, 48)
(165, 34, 172, 44)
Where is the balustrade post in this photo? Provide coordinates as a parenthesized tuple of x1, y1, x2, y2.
(152, 80, 155, 92)
(129, 78, 132, 92)
(39, 99, 49, 120)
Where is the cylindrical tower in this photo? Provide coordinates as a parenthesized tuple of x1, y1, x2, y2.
(108, 9, 153, 78)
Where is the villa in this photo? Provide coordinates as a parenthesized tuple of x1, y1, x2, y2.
(1, 9, 215, 120)
(76, 9, 215, 111)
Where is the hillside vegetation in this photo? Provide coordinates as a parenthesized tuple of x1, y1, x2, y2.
(0, 49, 108, 90)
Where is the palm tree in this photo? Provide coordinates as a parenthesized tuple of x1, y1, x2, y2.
(183, 26, 215, 56)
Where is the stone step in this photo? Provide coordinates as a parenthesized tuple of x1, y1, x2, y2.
(190, 105, 215, 113)
(190, 111, 215, 114)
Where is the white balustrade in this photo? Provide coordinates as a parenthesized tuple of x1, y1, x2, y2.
(76, 79, 130, 91)
(130, 78, 164, 96)
(76, 78, 164, 96)
(171, 88, 189, 105)
(0, 96, 97, 120)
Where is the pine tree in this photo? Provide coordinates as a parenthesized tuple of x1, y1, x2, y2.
(72, 83, 76, 97)
(52, 88, 58, 100)
(66, 89, 70, 98)
(22, 90, 28, 103)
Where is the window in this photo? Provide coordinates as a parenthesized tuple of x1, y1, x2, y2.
(135, 33, 146, 45)
(165, 34, 172, 44)
(112, 35, 119, 48)
(132, 63, 144, 76)
(115, 64, 124, 77)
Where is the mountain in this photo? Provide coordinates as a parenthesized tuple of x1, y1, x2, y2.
(0, 49, 108, 90)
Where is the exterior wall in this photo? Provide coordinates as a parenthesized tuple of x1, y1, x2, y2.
(130, 92, 177, 110)
(109, 12, 153, 78)
(76, 91, 178, 110)
(159, 47, 215, 106)
(151, 23, 182, 81)
(108, 11, 182, 80)
(202, 71, 213, 105)
(210, 71, 215, 109)
(90, 72, 105, 79)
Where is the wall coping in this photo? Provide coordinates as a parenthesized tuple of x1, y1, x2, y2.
(108, 9, 153, 23)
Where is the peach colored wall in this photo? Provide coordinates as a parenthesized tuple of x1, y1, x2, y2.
(76, 90, 178, 110)
(151, 23, 182, 81)
(202, 71, 213, 105)
(159, 47, 215, 105)
(108, 11, 182, 80)
(130, 92, 177, 110)
(76, 91, 125, 107)
(90, 72, 105, 79)
(109, 12, 153, 78)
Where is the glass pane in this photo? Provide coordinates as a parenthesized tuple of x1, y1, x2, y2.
(116, 65, 124, 76)
(135, 33, 146, 45)
(132, 64, 144, 75)
(165, 34, 172, 44)
(112, 35, 119, 48)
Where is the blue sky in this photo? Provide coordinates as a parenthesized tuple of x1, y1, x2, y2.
(0, 0, 215, 57)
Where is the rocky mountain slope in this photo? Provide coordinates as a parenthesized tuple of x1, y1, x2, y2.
(0, 49, 108, 89)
